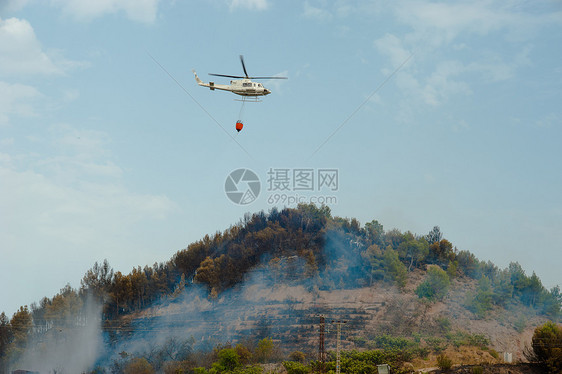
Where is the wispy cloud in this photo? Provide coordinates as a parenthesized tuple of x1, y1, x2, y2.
(374, 33, 410, 67)
(303, 1, 332, 21)
(395, 1, 562, 46)
(0, 122, 177, 314)
(371, 1, 561, 109)
(0, 81, 41, 125)
(228, 0, 268, 11)
(0, 123, 177, 251)
(0, 0, 30, 13)
(50, 0, 161, 23)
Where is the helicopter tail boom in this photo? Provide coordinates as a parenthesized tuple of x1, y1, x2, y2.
(192, 69, 231, 92)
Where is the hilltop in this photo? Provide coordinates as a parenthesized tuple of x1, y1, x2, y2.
(1, 204, 560, 373)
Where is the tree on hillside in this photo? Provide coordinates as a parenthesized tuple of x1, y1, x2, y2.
(427, 239, 455, 267)
(173, 241, 209, 279)
(542, 286, 562, 320)
(527, 321, 562, 373)
(365, 220, 385, 247)
(397, 234, 429, 271)
(213, 348, 240, 371)
(491, 269, 514, 307)
(383, 247, 408, 290)
(385, 229, 404, 250)
(509, 262, 530, 294)
(44, 284, 83, 326)
(254, 337, 277, 363)
(522, 272, 544, 308)
(363, 244, 385, 283)
(456, 250, 480, 278)
(30, 297, 50, 326)
(7, 306, 32, 363)
(80, 259, 114, 302)
(111, 271, 133, 315)
(130, 266, 149, 310)
(415, 265, 450, 301)
(467, 276, 494, 318)
(0, 312, 13, 373)
(426, 226, 443, 244)
(195, 256, 224, 291)
(124, 357, 155, 374)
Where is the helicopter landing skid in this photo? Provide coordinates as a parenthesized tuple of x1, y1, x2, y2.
(234, 98, 262, 103)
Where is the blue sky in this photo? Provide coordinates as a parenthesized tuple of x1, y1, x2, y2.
(1, 0, 561, 316)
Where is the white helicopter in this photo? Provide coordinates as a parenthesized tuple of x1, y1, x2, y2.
(192, 55, 287, 98)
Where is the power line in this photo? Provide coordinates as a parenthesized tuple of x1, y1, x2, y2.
(146, 51, 253, 160)
(308, 54, 413, 160)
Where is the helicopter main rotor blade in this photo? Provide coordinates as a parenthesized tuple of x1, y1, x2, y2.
(209, 73, 246, 78)
(249, 76, 288, 80)
(240, 55, 249, 78)
(209, 73, 288, 80)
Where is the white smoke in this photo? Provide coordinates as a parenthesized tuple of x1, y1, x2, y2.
(11, 297, 103, 374)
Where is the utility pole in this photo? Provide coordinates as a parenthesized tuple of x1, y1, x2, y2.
(318, 315, 325, 374)
(332, 320, 347, 374)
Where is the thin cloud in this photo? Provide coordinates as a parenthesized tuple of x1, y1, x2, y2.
(0, 0, 30, 13)
(374, 33, 411, 67)
(303, 1, 333, 21)
(0, 81, 41, 125)
(50, 0, 161, 23)
(371, 1, 560, 109)
(396, 0, 562, 47)
(0, 123, 177, 304)
(228, 0, 268, 11)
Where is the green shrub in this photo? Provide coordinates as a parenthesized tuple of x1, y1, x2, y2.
(413, 347, 430, 359)
(254, 338, 274, 363)
(467, 334, 489, 348)
(514, 315, 527, 333)
(233, 366, 263, 374)
(435, 316, 452, 334)
(445, 331, 467, 348)
(472, 366, 483, 374)
(349, 336, 367, 348)
(123, 358, 154, 374)
(415, 266, 450, 301)
(466, 276, 495, 319)
(425, 337, 446, 353)
(289, 351, 306, 363)
(445, 331, 489, 349)
(436, 354, 453, 372)
(383, 247, 408, 289)
(369, 335, 416, 350)
(530, 321, 562, 373)
(213, 349, 240, 372)
(283, 362, 311, 374)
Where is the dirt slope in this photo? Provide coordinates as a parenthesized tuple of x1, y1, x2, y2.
(127, 269, 546, 368)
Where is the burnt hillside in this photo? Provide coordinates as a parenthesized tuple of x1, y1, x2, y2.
(24, 204, 561, 329)
(3, 204, 561, 373)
